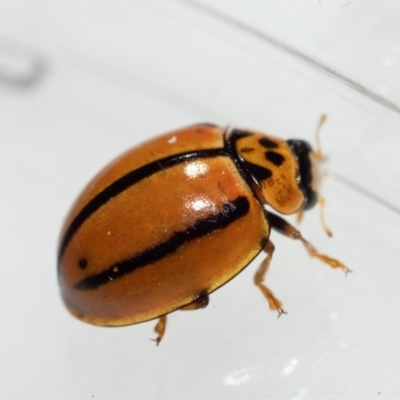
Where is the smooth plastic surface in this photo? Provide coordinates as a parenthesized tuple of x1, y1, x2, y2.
(1, 2, 400, 399)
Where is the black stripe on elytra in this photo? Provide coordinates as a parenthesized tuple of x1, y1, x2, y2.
(239, 147, 255, 154)
(58, 148, 227, 265)
(74, 196, 250, 290)
(265, 151, 285, 166)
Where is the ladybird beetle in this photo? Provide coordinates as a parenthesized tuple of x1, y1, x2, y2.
(58, 116, 348, 344)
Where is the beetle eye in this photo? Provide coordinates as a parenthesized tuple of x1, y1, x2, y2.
(286, 139, 317, 210)
(78, 258, 88, 269)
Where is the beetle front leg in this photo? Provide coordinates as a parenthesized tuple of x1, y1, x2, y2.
(254, 240, 286, 317)
(267, 211, 350, 274)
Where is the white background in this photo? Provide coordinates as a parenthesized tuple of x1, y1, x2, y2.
(1, 1, 400, 399)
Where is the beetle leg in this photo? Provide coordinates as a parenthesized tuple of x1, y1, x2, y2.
(296, 209, 304, 224)
(267, 211, 350, 274)
(317, 195, 333, 237)
(153, 315, 167, 346)
(181, 291, 209, 310)
(152, 292, 209, 345)
(254, 240, 286, 317)
(296, 197, 332, 237)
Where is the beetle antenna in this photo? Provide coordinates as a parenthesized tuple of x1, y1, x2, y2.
(315, 114, 332, 237)
(318, 195, 333, 237)
(315, 114, 327, 162)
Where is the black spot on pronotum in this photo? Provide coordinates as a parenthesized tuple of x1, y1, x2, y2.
(239, 147, 255, 154)
(74, 196, 250, 290)
(259, 137, 278, 149)
(79, 259, 88, 269)
(265, 151, 285, 166)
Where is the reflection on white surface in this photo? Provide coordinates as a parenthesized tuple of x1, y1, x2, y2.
(330, 312, 338, 322)
(292, 388, 309, 400)
(184, 161, 209, 178)
(223, 368, 251, 386)
(0, 38, 46, 87)
(282, 357, 299, 376)
(339, 342, 349, 350)
(382, 44, 400, 68)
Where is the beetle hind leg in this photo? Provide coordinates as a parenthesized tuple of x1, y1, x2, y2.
(152, 315, 167, 346)
(180, 291, 210, 310)
(151, 292, 209, 345)
(254, 240, 286, 317)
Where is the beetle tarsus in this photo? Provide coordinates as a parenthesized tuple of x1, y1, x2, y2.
(153, 315, 167, 345)
(299, 236, 350, 274)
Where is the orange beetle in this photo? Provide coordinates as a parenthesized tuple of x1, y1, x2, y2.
(58, 117, 348, 344)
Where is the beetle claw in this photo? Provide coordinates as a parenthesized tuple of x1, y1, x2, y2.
(344, 268, 352, 277)
(277, 309, 287, 318)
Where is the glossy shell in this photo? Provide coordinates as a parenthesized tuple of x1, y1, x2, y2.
(58, 124, 272, 326)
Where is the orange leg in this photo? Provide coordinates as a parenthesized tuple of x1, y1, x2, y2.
(254, 240, 286, 317)
(314, 114, 327, 162)
(153, 315, 167, 346)
(268, 211, 350, 274)
(152, 292, 209, 345)
(317, 195, 333, 237)
(296, 196, 332, 237)
(296, 209, 304, 225)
